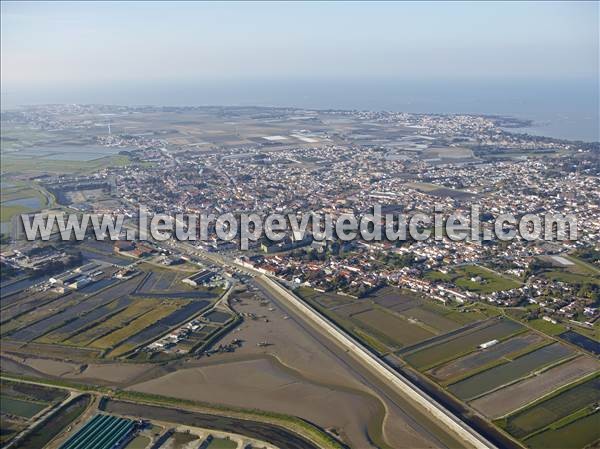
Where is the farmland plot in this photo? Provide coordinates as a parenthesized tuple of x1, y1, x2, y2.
(91, 304, 182, 350)
(470, 356, 600, 418)
(448, 343, 574, 400)
(429, 332, 546, 382)
(403, 318, 523, 369)
(500, 376, 600, 439)
(38, 296, 132, 343)
(353, 308, 435, 347)
(66, 299, 159, 346)
(523, 411, 600, 449)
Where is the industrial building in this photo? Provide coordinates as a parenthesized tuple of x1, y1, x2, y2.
(182, 269, 217, 287)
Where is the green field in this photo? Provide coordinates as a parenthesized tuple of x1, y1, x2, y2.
(206, 437, 238, 449)
(91, 303, 183, 350)
(0, 184, 50, 226)
(1, 380, 68, 403)
(444, 306, 493, 324)
(427, 265, 521, 293)
(0, 204, 28, 223)
(10, 394, 91, 449)
(124, 435, 150, 449)
(66, 299, 159, 346)
(399, 304, 462, 333)
(300, 286, 491, 355)
(295, 287, 355, 309)
(543, 271, 600, 286)
(403, 319, 524, 370)
(453, 265, 521, 293)
(1, 154, 130, 176)
(526, 318, 567, 336)
(524, 411, 600, 449)
(499, 376, 600, 439)
(424, 270, 453, 282)
(0, 396, 47, 418)
(447, 343, 574, 400)
(353, 308, 435, 347)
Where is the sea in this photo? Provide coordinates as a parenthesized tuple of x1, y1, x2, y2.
(2, 78, 598, 142)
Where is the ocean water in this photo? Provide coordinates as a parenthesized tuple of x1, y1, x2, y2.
(3, 78, 598, 142)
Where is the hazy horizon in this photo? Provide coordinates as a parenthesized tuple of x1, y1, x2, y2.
(2, 2, 598, 82)
(1, 1, 599, 141)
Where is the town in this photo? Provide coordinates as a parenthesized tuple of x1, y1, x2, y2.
(1, 104, 599, 449)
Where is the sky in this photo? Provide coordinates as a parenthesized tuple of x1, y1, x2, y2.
(2, 1, 598, 85)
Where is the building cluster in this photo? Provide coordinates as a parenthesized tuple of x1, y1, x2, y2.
(6, 105, 598, 329)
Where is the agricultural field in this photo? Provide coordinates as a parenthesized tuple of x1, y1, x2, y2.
(6, 292, 119, 342)
(37, 296, 133, 344)
(448, 343, 575, 401)
(428, 332, 547, 383)
(293, 284, 599, 448)
(0, 380, 69, 445)
(497, 375, 600, 439)
(559, 330, 600, 356)
(0, 397, 46, 418)
(108, 299, 212, 357)
(526, 318, 567, 336)
(1, 261, 220, 361)
(523, 410, 599, 449)
(353, 308, 436, 347)
(1, 152, 130, 177)
(403, 318, 523, 370)
(4, 277, 142, 342)
(135, 270, 180, 293)
(0, 183, 49, 230)
(469, 356, 600, 419)
(92, 302, 184, 350)
(9, 394, 91, 449)
(370, 287, 421, 311)
(297, 285, 493, 353)
(398, 304, 464, 333)
(295, 286, 355, 309)
(543, 270, 600, 286)
(65, 298, 160, 346)
(0, 288, 64, 323)
(534, 254, 600, 293)
(206, 437, 238, 449)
